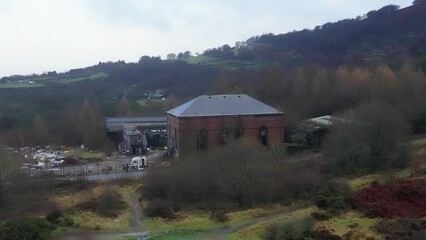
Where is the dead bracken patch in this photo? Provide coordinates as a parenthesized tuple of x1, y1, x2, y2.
(352, 179, 426, 218)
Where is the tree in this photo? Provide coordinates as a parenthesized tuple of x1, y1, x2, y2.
(77, 99, 112, 150)
(117, 95, 133, 117)
(31, 113, 52, 145)
(325, 102, 410, 173)
(0, 148, 20, 205)
(166, 53, 176, 60)
(413, 0, 426, 5)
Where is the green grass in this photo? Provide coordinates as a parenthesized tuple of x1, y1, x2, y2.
(62, 148, 106, 159)
(60, 72, 109, 83)
(185, 55, 273, 70)
(0, 82, 45, 88)
(136, 98, 166, 107)
(186, 55, 217, 64)
(136, 99, 147, 106)
(0, 73, 110, 88)
(145, 211, 223, 232)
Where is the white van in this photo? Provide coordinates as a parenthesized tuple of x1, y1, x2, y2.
(129, 156, 148, 170)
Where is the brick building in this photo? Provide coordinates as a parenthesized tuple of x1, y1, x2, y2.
(166, 94, 284, 158)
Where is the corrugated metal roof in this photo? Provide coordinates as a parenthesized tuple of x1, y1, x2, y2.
(167, 94, 282, 117)
(105, 117, 166, 123)
(309, 115, 333, 126)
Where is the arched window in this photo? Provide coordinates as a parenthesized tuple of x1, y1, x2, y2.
(221, 128, 232, 144)
(234, 128, 244, 139)
(259, 126, 268, 146)
(198, 129, 208, 150)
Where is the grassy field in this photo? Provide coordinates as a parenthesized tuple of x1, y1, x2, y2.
(185, 55, 273, 70)
(0, 72, 109, 88)
(186, 55, 216, 64)
(0, 82, 45, 88)
(60, 72, 109, 83)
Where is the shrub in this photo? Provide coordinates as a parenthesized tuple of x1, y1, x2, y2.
(313, 228, 343, 240)
(376, 218, 426, 239)
(143, 199, 175, 219)
(61, 216, 74, 227)
(316, 195, 328, 209)
(311, 211, 332, 221)
(264, 224, 279, 240)
(210, 210, 229, 222)
(316, 195, 349, 214)
(0, 218, 55, 240)
(353, 179, 426, 218)
(263, 217, 315, 240)
(46, 210, 62, 224)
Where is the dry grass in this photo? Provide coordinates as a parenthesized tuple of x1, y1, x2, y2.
(316, 211, 383, 239)
(228, 206, 316, 240)
(52, 183, 133, 231)
(71, 210, 131, 230)
(145, 210, 222, 232)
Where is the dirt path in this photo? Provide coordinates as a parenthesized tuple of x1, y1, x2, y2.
(129, 191, 144, 229)
(195, 207, 310, 240)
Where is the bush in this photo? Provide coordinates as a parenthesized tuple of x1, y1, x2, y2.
(0, 218, 55, 240)
(311, 211, 332, 221)
(316, 195, 349, 214)
(210, 210, 229, 222)
(313, 228, 343, 240)
(46, 210, 62, 224)
(376, 218, 426, 239)
(353, 179, 426, 218)
(316, 195, 329, 209)
(143, 199, 175, 219)
(263, 217, 315, 240)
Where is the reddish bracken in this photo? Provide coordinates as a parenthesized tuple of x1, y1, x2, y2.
(352, 179, 426, 218)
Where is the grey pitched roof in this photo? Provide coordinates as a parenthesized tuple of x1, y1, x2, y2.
(167, 94, 282, 117)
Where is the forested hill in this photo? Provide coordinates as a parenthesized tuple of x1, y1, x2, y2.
(1, 1, 426, 148)
(2, 1, 425, 98)
(203, 2, 426, 69)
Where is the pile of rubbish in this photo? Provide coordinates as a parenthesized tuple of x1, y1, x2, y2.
(20, 145, 80, 170)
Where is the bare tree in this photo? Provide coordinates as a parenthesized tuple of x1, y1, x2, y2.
(0, 148, 20, 205)
(325, 102, 410, 173)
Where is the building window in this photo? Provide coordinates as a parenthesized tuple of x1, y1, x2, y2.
(221, 128, 233, 144)
(137, 137, 142, 142)
(234, 128, 244, 139)
(198, 129, 208, 150)
(259, 126, 268, 146)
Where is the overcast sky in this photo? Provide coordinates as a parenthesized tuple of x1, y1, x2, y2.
(0, 0, 413, 77)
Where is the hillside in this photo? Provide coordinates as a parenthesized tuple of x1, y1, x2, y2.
(199, 3, 426, 70)
(0, 1, 425, 147)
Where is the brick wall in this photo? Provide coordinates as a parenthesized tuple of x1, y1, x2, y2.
(167, 114, 284, 158)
